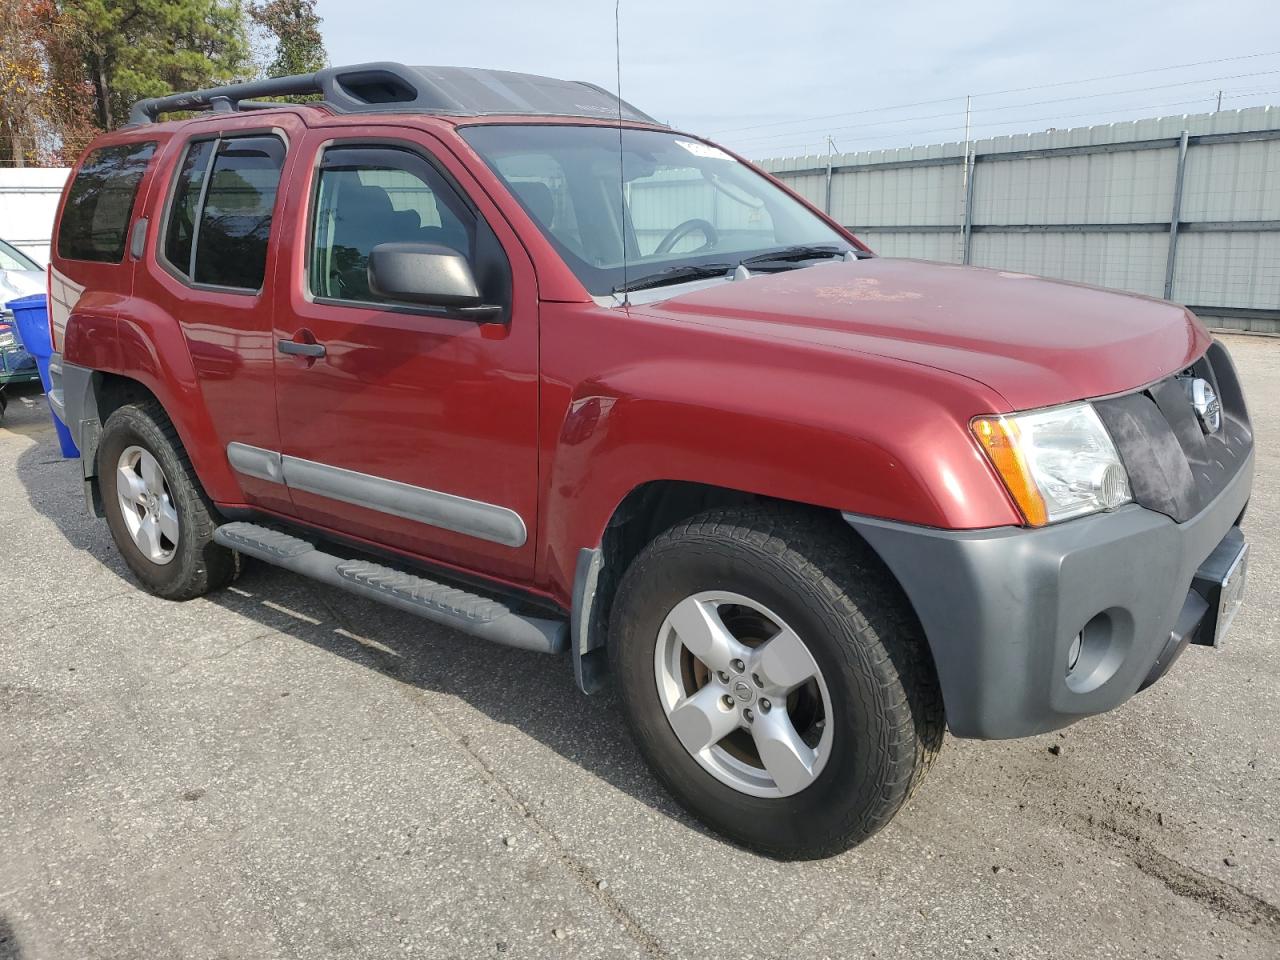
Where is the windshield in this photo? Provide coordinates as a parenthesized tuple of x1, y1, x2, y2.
(0, 238, 40, 272)
(460, 125, 851, 297)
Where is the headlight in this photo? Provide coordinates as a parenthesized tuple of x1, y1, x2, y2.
(972, 402, 1131, 526)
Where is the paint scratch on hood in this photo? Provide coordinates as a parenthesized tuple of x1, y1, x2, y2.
(814, 277, 923, 304)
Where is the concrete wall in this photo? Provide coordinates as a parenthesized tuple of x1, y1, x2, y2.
(0, 167, 71, 265)
(759, 106, 1280, 334)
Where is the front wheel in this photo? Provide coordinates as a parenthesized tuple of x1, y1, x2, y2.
(609, 506, 944, 859)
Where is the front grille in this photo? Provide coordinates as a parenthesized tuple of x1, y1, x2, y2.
(1094, 340, 1252, 523)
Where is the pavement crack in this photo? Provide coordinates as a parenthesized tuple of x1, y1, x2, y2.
(154, 631, 275, 681)
(393, 683, 672, 959)
(1068, 812, 1280, 938)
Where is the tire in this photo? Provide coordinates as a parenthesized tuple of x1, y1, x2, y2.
(97, 400, 237, 600)
(609, 505, 944, 860)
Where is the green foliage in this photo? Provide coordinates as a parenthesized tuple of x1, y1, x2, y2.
(249, 0, 325, 79)
(1, 0, 97, 165)
(66, 0, 253, 127)
(6, 0, 329, 149)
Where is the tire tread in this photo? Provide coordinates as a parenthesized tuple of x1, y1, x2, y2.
(98, 400, 236, 601)
(611, 504, 944, 859)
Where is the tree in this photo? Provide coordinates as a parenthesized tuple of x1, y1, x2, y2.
(249, 0, 325, 79)
(0, 0, 95, 165)
(1, 0, 324, 164)
(32, 1, 98, 162)
(66, 0, 252, 129)
(0, 0, 43, 165)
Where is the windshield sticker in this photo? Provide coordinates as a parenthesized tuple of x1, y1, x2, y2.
(674, 140, 734, 161)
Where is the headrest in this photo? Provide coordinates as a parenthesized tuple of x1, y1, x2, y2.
(511, 180, 555, 226)
(341, 183, 396, 218)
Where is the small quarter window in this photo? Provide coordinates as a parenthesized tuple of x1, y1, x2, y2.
(163, 134, 285, 291)
(164, 140, 216, 276)
(57, 142, 156, 263)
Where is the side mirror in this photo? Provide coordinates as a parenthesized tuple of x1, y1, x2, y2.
(367, 242, 503, 321)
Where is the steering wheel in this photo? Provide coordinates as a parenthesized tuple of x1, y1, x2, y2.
(653, 218, 719, 256)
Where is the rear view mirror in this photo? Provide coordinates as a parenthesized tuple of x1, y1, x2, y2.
(367, 242, 502, 321)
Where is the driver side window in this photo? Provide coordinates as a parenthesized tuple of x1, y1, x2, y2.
(310, 145, 475, 304)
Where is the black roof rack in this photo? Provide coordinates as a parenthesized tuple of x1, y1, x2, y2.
(128, 61, 660, 127)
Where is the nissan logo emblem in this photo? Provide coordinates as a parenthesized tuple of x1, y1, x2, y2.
(1183, 377, 1222, 434)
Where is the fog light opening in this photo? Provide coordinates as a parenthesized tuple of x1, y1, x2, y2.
(1066, 632, 1083, 673)
(1065, 610, 1128, 694)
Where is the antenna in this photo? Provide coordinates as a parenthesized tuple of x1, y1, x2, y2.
(615, 0, 629, 305)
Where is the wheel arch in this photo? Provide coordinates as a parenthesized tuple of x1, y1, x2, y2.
(571, 479, 901, 694)
(69, 368, 230, 518)
(63, 305, 242, 509)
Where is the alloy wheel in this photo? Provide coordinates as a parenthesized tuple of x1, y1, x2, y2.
(654, 590, 834, 797)
(115, 445, 179, 565)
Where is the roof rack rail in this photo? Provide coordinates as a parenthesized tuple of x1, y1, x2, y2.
(127, 61, 660, 127)
(128, 71, 324, 125)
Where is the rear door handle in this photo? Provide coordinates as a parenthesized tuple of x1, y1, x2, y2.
(277, 339, 326, 358)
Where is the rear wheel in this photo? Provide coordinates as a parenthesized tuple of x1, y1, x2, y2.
(610, 506, 943, 859)
(98, 401, 236, 600)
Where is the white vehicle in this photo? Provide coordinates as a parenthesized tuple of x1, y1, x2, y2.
(0, 238, 44, 310)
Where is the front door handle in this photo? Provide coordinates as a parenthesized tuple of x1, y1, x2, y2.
(277, 339, 326, 358)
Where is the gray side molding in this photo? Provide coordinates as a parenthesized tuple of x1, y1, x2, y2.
(281, 455, 527, 548)
(224, 443, 528, 548)
(227, 442, 283, 484)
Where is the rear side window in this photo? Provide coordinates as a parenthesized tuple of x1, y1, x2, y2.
(57, 142, 156, 263)
(163, 135, 286, 291)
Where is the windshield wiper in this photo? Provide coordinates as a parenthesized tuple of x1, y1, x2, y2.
(613, 263, 733, 294)
(738, 245, 856, 268)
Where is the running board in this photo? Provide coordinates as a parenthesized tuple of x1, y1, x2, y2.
(212, 522, 567, 654)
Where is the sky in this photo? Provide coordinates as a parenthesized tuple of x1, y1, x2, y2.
(315, 0, 1280, 159)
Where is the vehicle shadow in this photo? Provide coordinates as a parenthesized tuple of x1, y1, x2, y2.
(0, 915, 22, 960)
(12, 427, 699, 837)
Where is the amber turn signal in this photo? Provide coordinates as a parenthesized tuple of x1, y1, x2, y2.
(971, 417, 1049, 527)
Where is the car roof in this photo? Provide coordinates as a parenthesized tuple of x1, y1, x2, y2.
(127, 62, 661, 128)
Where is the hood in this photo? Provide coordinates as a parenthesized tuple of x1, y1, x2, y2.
(0, 269, 45, 305)
(638, 258, 1209, 411)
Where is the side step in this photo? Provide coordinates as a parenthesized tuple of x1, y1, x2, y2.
(213, 522, 567, 655)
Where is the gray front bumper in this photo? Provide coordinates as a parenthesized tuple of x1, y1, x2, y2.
(844, 449, 1254, 739)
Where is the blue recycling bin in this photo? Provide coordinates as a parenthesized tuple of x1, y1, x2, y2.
(6, 294, 79, 458)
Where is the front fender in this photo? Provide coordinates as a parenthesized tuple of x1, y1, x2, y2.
(538, 320, 1022, 600)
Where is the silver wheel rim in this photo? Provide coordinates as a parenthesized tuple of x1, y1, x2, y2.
(115, 445, 179, 565)
(654, 590, 834, 798)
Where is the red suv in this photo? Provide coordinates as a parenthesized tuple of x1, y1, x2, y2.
(48, 63, 1253, 859)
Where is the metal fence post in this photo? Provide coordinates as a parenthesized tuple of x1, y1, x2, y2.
(1164, 130, 1190, 300)
(824, 154, 834, 216)
(961, 150, 977, 265)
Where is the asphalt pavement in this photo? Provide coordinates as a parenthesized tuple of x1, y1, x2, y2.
(1, 334, 1277, 960)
